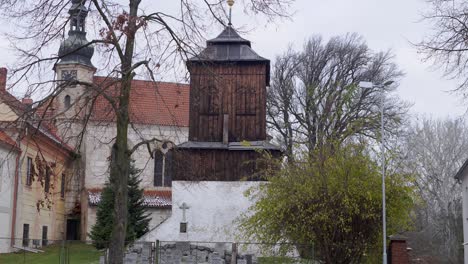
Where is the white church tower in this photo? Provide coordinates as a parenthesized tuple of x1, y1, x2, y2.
(53, 0, 96, 240)
(54, 0, 95, 119)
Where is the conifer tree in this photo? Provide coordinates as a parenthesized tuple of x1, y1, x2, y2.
(90, 162, 150, 249)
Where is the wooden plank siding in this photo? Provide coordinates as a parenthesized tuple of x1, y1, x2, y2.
(188, 63, 267, 142)
(173, 149, 269, 181)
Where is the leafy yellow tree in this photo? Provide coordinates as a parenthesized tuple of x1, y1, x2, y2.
(241, 144, 414, 264)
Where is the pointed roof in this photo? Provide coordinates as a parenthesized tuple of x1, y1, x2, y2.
(188, 26, 269, 63)
(207, 26, 251, 46)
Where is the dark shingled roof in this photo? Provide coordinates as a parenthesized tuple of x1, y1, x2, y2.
(189, 26, 269, 63)
(188, 26, 270, 85)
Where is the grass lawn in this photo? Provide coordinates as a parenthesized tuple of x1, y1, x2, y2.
(0, 242, 101, 264)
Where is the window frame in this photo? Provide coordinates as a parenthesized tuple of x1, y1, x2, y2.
(22, 223, 29, 247)
(60, 173, 65, 198)
(26, 157, 33, 186)
(42, 226, 48, 246)
(44, 166, 51, 193)
(154, 150, 173, 187)
(64, 95, 71, 109)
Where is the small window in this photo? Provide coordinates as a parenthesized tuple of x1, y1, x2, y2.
(42, 226, 48, 246)
(60, 173, 65, 198)
(26, 157, 32, 186)
(22, 224, 29, 247)
(64, 95, 71, 108)
(180, 222, 187, 233)
(44, 167, 51, 193)
(154, 150, 173, 187)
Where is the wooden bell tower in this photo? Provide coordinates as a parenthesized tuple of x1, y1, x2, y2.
(173, 25, 281, 181)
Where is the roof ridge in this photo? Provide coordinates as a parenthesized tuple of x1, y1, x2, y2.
(93, 76, 188, 86)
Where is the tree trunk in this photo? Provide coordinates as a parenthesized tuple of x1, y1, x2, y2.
(108, 1, 140, 263)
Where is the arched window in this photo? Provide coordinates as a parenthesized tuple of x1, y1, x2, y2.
(154, 149, 173, 187)
(64, 95, 71, 109)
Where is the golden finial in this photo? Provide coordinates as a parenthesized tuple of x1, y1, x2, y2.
(227, 0, 235, 25)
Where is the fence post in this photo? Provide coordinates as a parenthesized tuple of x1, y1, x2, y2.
(154, 240, 159, 264)
(59, 239, 65, 264)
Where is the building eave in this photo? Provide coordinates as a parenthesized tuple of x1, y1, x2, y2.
(455, 157, 468, 182)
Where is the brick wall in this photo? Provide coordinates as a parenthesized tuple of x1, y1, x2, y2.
(0, 67, 7, 91)
(389, 237, 410, 264)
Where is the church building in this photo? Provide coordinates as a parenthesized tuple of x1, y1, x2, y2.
(143, 14, 281, 243)
(0, 0, 280, 251)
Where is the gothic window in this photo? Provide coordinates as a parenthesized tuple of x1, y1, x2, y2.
(154, 150, 173, 187)
(64, 95, 71, 109)
(236, 86, 256, 115)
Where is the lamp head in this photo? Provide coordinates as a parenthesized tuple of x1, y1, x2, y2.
(359, 81, 374, 89)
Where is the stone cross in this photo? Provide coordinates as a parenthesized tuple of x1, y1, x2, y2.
(179, 202, 190, 222)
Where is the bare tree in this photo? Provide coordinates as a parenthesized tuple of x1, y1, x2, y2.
(401, 117, 465, 263)
(418, 0, 468, 93)
(0, 0, 293, 263)
(267, 34, 408, 157)
(267, 48, 299, 161)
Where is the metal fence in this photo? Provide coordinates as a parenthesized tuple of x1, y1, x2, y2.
(155, 241, 317, 264)
(0, 238, 103, 264)
(0, 238, 323, 264)
(0, 237, 387, 263)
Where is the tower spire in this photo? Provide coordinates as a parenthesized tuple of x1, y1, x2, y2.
(56, 0, 95, 69)
(227, 0, 234, 26)
(69, 0, 89, 32)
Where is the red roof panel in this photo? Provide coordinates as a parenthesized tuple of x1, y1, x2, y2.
(92, 77, 189, 127)
(88, 188, 172, 208)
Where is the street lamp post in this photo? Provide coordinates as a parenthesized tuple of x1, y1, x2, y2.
(359, 80, 394, 264)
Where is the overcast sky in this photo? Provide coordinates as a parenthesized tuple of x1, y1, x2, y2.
(0, 0, 465, 119)
(236, 0, 467, 119)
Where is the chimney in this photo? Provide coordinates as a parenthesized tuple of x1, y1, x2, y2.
(0, 67, 7, 92)
(22, 97, 33, 108)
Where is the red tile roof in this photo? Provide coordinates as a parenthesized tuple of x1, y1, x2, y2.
(0, 90, 74, 154)
(0, 129, 19, 151)
(87, 188, 172, 208)
(92, 77, 189, 127)
(0, 90, 26, 116)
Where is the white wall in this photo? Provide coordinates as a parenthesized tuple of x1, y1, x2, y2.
(0, 145, 17, 253)
(84, 123, 188, 189)
(143, 181, 262, 243)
